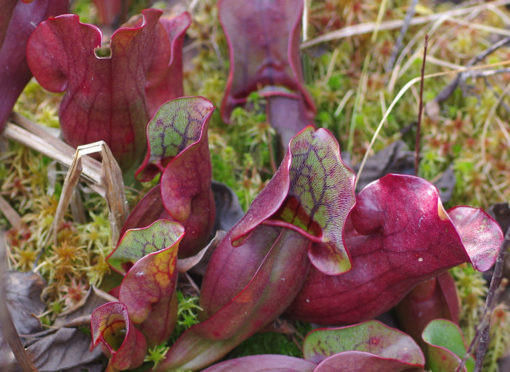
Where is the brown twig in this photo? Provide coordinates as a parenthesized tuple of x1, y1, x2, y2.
(434, 36, 510, 104)
(455, 226, 510, 372)
(0, 232, 39, 372)
(415, 35, 428, 176)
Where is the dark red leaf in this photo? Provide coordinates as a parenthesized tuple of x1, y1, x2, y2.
(156, 227, 311, 371)
(218, 0, 316, 141)
(91, 302, 147, 371)
(26, 9, 186, 171)
(287, 174, 503, 324)
(314, 351, 422, 372)
(145, 12, 191, 117)
(0, 0, 68, 130)
(395, 272, 460, 348)
(202, 354, 316, 371)
(134, 97, 216, 257)
(118, 185, 170, 239)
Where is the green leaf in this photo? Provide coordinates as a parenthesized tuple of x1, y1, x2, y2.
(422, 319, 474, 372)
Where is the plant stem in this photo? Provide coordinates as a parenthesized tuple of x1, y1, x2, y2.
(415, 35, 428, 176)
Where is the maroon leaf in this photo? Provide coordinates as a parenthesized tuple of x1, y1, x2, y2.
(229, 126, 355, 275)
(202, 355, 316, 372)
(145, 12, 191, 117)
(118, 185, 170, 239)
(314, 351, 423, 372)
(26, 9, 183, 171)
(91, 302, 147, 371)
(108, 219, 184, 345)
(156, 226, 311, 371)
(0, 0, 17, 47)
(133, 97, 215, 257)
(218, 0, 316, 141)
(395, 272, 460, 348)
(287, 174, 503, 325)
(0, 0, 68, 130)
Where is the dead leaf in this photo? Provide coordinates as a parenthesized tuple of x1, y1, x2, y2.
(26, 327, 104, 371)
(5, 271, 46, 337)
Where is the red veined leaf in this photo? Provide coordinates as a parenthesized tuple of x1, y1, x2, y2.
(229, 126, 355, 275)
(91, 302, 147, 371)
(26, 9, 187, 171)
(287, 174, 503, 324)
(133, 97, 216, 257)
(107, 219, 184, 345)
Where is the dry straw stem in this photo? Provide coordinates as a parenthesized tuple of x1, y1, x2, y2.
(2, 114, 128, 245)
(301, 0, 510, 48)
(51, 141, 128, 247)
(0, 232, 38, 372)
(3, 113, 103, 193)
(355, 59, 510, 189)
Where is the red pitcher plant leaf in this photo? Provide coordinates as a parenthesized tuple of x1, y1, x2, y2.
(396, 272, 460, 348)
(218, 0, 316, 144)
(202, 355, 316, 372)
(145, 12, 191, 117)
(125, 97, 216, 257)
(156, 226, 311, 371)
(91, 302, 147, 372)
(229, 126, 355, 275)
(422, 319, 474, 372)
(107, 219, 184, 345)
(303, 320, 425, 372)
(118, 185, 171, 239)
(157, 127, 354, 370)
(287, 174, 504, 325)
(26, 9, 188, 171)
(0, 0, 68, 130)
